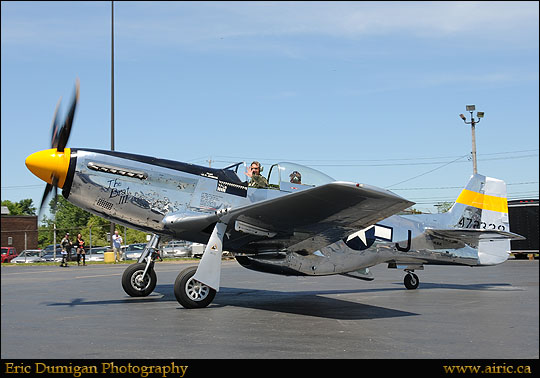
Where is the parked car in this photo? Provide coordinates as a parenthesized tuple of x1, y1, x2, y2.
(124, 243, 147, 260)
(42, 243, 76, 262)
(191, 243, 206, 258)
(43, 244, 62, 253)
(11, 249, 46, 263)
(86, 246, 109, 262)
(161, 240, 192, 258)
(42, 251, 63, 262)
(1, 247, 18, 263)
(189, 243, 230, 258)
(42, 244, 64, 259)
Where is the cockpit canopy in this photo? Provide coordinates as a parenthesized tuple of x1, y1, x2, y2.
(226, 161, 335, 192)
(267, 162, 335, 192)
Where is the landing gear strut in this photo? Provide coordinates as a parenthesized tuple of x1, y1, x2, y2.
(121, 234, 161, 297)
(174, 222, 227, 308)
(404, 271, 419, 290)
(174, 266, 216, 308)
(122, 262, 157, 296)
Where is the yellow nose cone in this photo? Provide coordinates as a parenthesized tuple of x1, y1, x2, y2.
(25, 148, 71, 188)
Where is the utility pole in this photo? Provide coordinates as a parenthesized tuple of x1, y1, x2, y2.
(111, 0, 115, 153)
(459, 105, 484, 174)
(110, 0, 116, 247)
(53, 223, 57, 261)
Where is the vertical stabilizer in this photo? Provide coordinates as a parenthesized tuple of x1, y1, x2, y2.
(447, 174, 511, 265)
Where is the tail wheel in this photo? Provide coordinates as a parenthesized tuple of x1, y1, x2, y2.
(174, 266, 216, 309)
(122, 263, 157, 297)
(404, 272, 419, 290)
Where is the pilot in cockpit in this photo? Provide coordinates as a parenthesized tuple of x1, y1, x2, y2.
(289, 170, 302, 184)
(245, 161, 268, 188)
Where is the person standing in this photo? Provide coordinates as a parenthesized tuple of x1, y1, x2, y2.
(76, 233, 86, 266)
(112, 230, 123, 263)
(60, 233, 72, 267)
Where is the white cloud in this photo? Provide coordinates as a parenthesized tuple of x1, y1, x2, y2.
(119, 1, 538, 40)
(2, 1, 537, 57)
(105, 1, 538, 61)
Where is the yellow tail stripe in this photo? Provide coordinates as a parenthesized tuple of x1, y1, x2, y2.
(456, 189, 508, 213)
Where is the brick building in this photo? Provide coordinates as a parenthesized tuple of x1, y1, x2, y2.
(1, 214, 39, 253)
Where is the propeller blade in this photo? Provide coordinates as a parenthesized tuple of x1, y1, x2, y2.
(37, 79, 79, 218)
(52, 183, 58, 214)
(38, 183, 54, 218)
(50, 97, 62, 149)
(37, 169, 59, 218)
(57, 79, 80, 152)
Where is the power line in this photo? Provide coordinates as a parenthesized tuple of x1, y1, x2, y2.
(391, 181, 539, 191)
(1, 185, 43, 190)
(210, 149, 538, 165)
(385, 154, 470, 189)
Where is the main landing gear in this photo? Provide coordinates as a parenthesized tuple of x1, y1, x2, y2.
(404, 270, 419, 290)
(174, 266, 216, 309)
(121, 223, 227, 309)
(174, 222, 227, 309)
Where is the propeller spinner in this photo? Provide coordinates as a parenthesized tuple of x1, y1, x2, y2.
(25, 79, 79, 216)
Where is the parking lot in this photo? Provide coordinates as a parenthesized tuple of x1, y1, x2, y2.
(1, 259, 538, 359)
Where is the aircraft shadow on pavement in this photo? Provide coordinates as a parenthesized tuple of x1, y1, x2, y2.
(211, 287, 417, 320)
(43, 281, 517, 320)
(209, 281, 518, 318)
(45, 285, 417, 320)
(43, 296, 163, 308)
(391, 282, 519, 291)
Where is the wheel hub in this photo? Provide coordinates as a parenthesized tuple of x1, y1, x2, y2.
(186, 277, 210, 301)
(132, 270, 150, 290)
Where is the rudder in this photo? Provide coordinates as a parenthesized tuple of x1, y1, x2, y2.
(447, 174, 511, 265)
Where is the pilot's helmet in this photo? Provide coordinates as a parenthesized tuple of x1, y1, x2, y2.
(289, 171, 301, 183)
(251, 161, 263, 173)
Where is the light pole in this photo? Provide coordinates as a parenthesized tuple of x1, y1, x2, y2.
(459, 105, 484, 174)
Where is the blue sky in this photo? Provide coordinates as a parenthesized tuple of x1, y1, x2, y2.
(2, 1, 538, 219)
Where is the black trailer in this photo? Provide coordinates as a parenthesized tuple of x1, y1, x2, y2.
(508, 199, 539, 259)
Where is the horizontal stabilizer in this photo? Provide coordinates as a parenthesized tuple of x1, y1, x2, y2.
(426, 228, 525, 245)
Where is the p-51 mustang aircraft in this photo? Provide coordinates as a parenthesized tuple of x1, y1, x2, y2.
(26, 81, 524, 309)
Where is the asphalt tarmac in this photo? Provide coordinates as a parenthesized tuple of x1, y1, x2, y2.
(1, 259, 538, 359)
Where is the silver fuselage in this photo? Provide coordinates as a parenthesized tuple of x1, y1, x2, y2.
(64, 149, 504, 277)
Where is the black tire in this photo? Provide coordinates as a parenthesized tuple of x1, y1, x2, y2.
(404, 273, 419, 290)
(122, 263, 157, 297)
(174, 266, 216, 309)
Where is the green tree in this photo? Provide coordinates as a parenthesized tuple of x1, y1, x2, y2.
(83, 215, 111, 247)
(1, 199, 36, 215)
(37, 196, 152, 249)
(39, 196, 92, 247)
(38, 224, 55, 249)
(435, 201, 454, 213)
(125, 227, 150, 244)
(399, 206, 424, 214)
(52, 196, 92, 232)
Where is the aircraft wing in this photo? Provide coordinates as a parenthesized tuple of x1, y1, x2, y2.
(163, 182, 414, 254)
